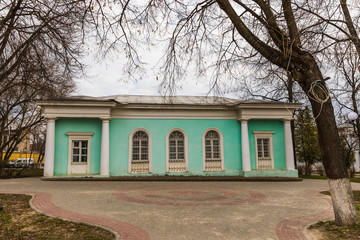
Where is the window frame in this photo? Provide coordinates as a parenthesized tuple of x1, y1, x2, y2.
(166, 128, 188, 172)
(202, 128, 224, 172)
(128, 128, 152, 174)
(253, 131, 275, 170)
(71, 140, 89, 164)
(66, 132, 93, 175)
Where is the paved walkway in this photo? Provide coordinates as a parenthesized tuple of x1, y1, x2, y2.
(0, 178, 359, 240)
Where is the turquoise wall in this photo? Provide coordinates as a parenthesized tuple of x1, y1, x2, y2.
(54, 118, 102, 175)
(248, 119, 286, 170)
(109, 119, 242, 176)
(53, 118, 288, 176)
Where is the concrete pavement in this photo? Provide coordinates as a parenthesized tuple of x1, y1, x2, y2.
(0, 177, 359, 240)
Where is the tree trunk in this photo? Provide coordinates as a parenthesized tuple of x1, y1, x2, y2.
(296, 57, 359, 225)
(328, 178, 358, 225)
(305, 162, 311, 175)
(312, 95, 358, 225)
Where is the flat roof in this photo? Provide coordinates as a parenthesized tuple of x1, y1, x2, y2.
(39, 94, 300, 107)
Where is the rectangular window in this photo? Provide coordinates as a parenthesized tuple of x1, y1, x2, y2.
(257, 138, 270, 159)
(72, 140, 88, 163)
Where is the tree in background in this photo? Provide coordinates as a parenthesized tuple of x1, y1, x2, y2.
(30, 124, 46, 168)
(295, 107, 321, 175)
(338, 126, 357, 176)
(0, 0, 88, 167)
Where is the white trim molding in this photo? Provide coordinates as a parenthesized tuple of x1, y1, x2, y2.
(253, 131, 275, 170)
(38, 101, 115, 119)
(238, 108, 296, 121)
(202, 128, 225, 172)
(38, 97, 301, 121)
(252, 131, 275, 134)
(166, 128, 189, 173)
(66, 132, 94, 136)
(128, 128, 152, 174)
(67, 134, 92, 175)
(111, 108, 237, 119)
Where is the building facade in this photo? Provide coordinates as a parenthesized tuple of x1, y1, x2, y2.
(37, 95, 300, 178)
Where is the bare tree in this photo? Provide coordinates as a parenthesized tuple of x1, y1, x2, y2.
(89, 0, 359, 225)
(0, 64, 75, 168)
(0, 0, 88, 167)
(30, 124, 46, 168)
(331, 42, 360, 144)
(4, 0, 355, 225)
(211, 0, 358, 225)
(235, 66, 305, 168)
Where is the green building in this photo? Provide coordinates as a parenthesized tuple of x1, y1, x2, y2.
(37, 95, 300, 178)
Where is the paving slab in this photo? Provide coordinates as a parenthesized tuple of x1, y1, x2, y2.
(0, 177, 359, 240)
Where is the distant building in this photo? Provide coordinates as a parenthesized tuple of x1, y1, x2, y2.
(38, 95, 301, 178)
(2, 129, 41, 162)
(2, 129, 30, 153)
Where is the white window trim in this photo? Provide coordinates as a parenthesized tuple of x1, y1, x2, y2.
(253, 131, 275, 170)
(202, 128, 225, 171)
(67, 134, 92, 175)
(128, 128, 152, 174)
(166, 128, 188, 172)
(66, 132, 94, 136)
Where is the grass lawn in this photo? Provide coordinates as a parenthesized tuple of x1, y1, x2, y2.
(309, 191, 360, 240)
(0, 194, 115, 240)
(0, 168, 44, 179)
(300, 174, 360, 183)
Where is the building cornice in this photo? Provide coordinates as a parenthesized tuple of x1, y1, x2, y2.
(37, 98, 301, 120)
(37, 100, 117, 108)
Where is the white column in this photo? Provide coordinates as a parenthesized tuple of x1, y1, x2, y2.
(44, 118, 56, 177)
(284, 120, 295, 170)
(241, 120, 251, 172)
(100, 118, 110, 176)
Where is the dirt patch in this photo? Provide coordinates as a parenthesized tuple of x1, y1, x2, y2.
(307, 228, 325, 240)
(0, 194, 115, 240)
(309, 191, 360, 240)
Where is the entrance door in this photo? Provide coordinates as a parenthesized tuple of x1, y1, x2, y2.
(69, 140, 90, 175)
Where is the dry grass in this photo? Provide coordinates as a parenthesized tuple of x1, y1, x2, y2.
(0, 194, 115, 240)
(309, 191, 360, 240)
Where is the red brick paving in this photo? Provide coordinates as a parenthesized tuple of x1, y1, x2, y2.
(112, 184, 265, 206)
(276, 190, 334, 240)
(1, 182, 339, 240)
(168, 190, 207, 196)
(0, 190, 150, 240)
(140, 187, 237, 201)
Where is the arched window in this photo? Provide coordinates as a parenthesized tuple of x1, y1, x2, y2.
(129, 129, 151, 173)
(203, 129, 224, 171)
(166, 129, 188, 172)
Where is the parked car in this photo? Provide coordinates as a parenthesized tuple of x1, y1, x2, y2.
(8, 158, 35, 168)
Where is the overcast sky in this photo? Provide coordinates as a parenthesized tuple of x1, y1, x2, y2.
(74, 42, 221, 98)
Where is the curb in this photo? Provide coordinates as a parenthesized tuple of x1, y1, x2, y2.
(41, 176, 303, 182)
